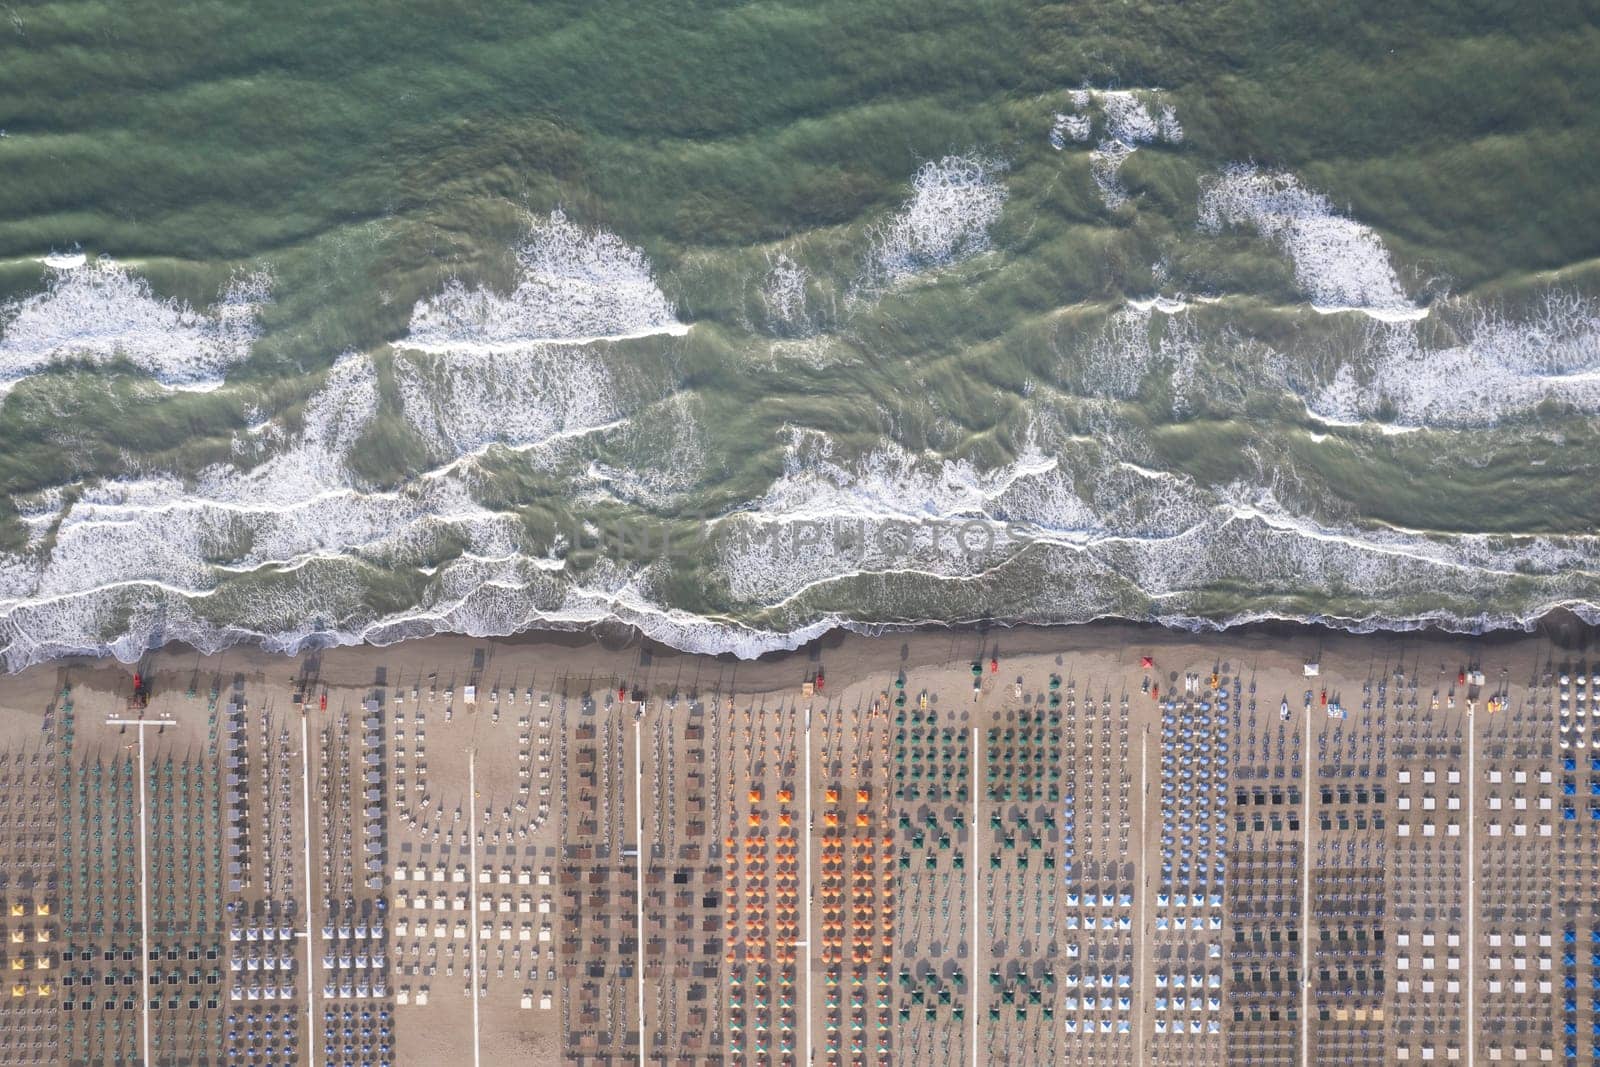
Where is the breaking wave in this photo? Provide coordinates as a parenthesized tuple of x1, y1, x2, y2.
(760, 253, 815, 336)
(1307, 291, 1600, 427)
(404, 209, 687, 350)
(706, 435, 1600, 642)
(394, 346, 625, 460)
(0, 133, 1597, 674)
(1199, 164, 1422, 319)
(1051, 89, 1183, 209)
(0, 257, 270, 393)
(0, 458, 1596, 672)
(860, 155, 1007, 290)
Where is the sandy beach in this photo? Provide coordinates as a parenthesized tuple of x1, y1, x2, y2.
(0, 618, 1588, 1066)
(9, 615, 1591, 717)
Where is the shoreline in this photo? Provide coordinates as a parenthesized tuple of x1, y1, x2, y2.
(5, 609, 1596, 706)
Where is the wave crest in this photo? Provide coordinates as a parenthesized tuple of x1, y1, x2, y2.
(860, 156, 1007, 289)
(0, 258, 269, 393)
(404, 210, 686, 350)
(1199, 164, 1419, 318)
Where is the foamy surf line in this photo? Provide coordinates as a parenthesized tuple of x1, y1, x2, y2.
(1126, 296, 1190, 314)
(2, 588, 1596, 676)
(1299, 402, 1424, 435)
(1312, 303, 1430, 323)
(397, 321, 691, 354)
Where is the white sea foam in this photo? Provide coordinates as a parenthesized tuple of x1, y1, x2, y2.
(582, 392, 708, 509)
(0, 222, 1596, 670)
(1311, 303, 1428, 323)
(1100, 91, 1160, 145)
(710, 431, 1213, 607)
(758, 431, 1058, 522)
(1090, 141, 1139, 210)
(1, 341, 637, 653)
(1049, 113, 1092, 149)
(1077, 303, 1206, 402)
(13, 487, 67, 549)
(760, 254, 814, 334)
(1053, 89, 1183, 209)
(0, 258, 269, 392)
(404, 209, 686, 350)
(1306, 292, 1600, 427)
(1159, 315, 1207, 416)
(1, 445, 1597, 671)
(1204, 485, 1598, 587)
(29, 354, 392, 598)
(1126, 295, 1190, 314)
(1001, 455, 1208, 545)
(25, 356, 504, 595)
(0, 530, 858, 670)
(1199, 164, 1419, 318)
(860, 156, 1007, 289)
(703, 415, 1600, 640)
(1157, 105, 1184, 144)
(1101, 481, 1600, 642)
(716, 434, 1055, 603)
(1079, 305, 1159, 398)
(40, 251, 86, 270)
(394, 346, 624, 459)
(0, 351, 558, 667)
(1090, 90, 1161, 209)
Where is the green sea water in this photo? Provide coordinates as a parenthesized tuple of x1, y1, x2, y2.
(0, 0, 1597, 666)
